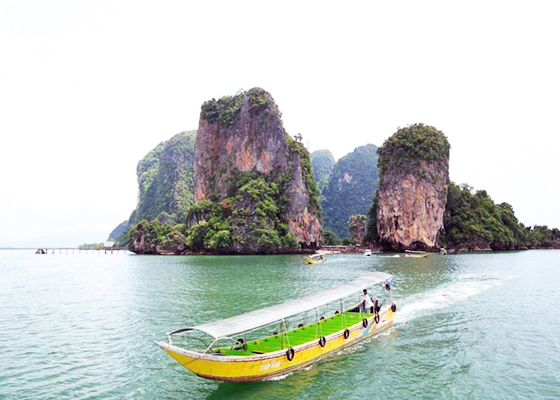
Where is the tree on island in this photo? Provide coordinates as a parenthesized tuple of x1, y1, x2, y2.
(348, 214, 367, 245)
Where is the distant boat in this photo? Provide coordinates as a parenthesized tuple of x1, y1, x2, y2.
(404, 250, 429, 258)
(303, 254, 325, 265)
(364, 250, 372, 256)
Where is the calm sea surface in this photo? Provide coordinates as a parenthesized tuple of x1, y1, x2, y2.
(0, 249, 559, 399)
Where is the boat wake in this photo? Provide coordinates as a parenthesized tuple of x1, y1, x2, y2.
(395, 274, 512, 325)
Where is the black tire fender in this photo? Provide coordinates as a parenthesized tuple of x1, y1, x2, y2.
(318, 336, 326, 347)
(391, 302, 397, 313)
(362, 318, 368, 328)
(344, 329, 350, 339)
(286, 347, 295, 361)
(374, 313, 380, 324)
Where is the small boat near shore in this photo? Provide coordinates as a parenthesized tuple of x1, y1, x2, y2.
(404, 250, 429, 258)
(303, 254, 325, 265)
(364, 250, 372, 256)
(156, 272, 397, 382)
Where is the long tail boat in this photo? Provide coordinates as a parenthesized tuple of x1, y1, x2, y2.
(404, 250, 429, 258)
(156, 272, 397, 382)
(303, 254, 325, 265)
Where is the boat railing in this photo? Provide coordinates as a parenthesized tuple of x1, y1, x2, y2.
(167, 297, 393, 355)
(163, 272, 394, 355)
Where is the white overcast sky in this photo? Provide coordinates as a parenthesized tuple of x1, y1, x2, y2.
(1, 0, 559, 246)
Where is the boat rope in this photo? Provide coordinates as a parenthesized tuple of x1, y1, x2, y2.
(282, 319, 291, 349)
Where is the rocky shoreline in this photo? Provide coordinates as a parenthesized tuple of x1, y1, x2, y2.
(128, 244, 560, 256)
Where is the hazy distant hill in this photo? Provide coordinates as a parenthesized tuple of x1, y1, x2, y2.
(311, 150, 335, 192)
(321, 144, 379, 238)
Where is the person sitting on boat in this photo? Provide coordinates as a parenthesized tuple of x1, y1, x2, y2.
(362, 289, 374, 313)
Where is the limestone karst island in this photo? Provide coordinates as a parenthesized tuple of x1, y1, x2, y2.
(106, 88, 559, 254)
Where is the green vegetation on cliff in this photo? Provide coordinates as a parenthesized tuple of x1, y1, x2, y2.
(186, 172, 299, 253)
(109, 131, 196, 245)
(128, 219, 188, 254)
(378, 123, 450, 177)
(130, 130, 196, 225)
(321, 144, 378, 239)
(439, 183, 560, 250)
(128, 172, 300, 254)
(200, 89, 277, 127)
(201, 93, 245, 127)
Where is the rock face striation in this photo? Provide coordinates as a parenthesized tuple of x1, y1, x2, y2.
(191, 88, 321, 252)
(376, 124, 450, 250)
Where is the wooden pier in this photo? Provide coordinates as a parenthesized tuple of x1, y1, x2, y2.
(36, 248, 130, 255)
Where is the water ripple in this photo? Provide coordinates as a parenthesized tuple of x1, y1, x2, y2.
(1, 250, 559, 399)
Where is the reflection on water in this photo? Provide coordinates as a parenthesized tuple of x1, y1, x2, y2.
(0, 250, 559, 399)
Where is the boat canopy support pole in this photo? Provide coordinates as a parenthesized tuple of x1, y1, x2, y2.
(315, 308, 319, 340)
(281, 319, 290, 349)
(340, 300, 345, 328)
(203, 338, 218, 354)
(319, 311, 324, 338)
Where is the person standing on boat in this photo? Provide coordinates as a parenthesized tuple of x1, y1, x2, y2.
(362, 289, 374, 313)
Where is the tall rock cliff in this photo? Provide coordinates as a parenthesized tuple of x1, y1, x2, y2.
(108, 130, 196, 244)
(191, 88, 321, 253)
(376, 124, 450, 250)
(321, 144, 378, 238)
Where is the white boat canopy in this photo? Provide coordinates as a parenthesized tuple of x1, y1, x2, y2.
(172, 271, 392, 339)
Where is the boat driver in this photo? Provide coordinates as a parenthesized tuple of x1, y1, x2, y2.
(362, 289, 374, 313)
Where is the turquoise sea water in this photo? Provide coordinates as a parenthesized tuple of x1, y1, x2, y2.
(0, 249, 559, 399)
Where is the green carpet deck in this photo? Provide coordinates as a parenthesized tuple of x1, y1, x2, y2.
(216, 311, 372, 356)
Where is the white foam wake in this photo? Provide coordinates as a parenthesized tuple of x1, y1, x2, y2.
(394, 274, 511, 324)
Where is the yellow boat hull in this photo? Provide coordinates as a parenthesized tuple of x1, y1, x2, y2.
(156, 307, 395, 382)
